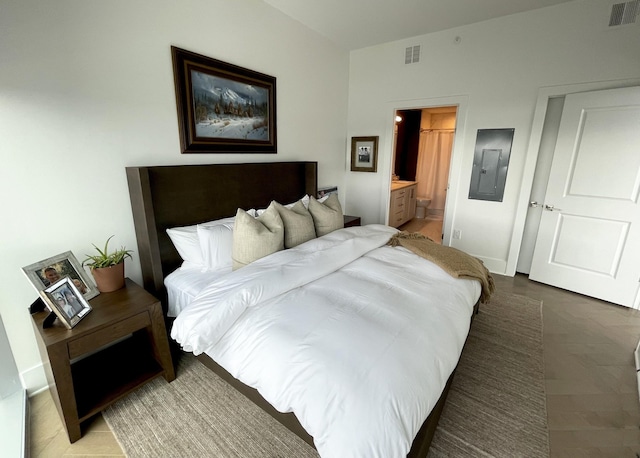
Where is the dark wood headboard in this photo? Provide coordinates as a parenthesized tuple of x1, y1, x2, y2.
(126, 162, 317, 307)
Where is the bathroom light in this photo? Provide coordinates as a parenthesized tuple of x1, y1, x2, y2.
(395, 115, 403, 123)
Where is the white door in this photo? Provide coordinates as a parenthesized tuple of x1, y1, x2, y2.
(529, 86, 640, 308)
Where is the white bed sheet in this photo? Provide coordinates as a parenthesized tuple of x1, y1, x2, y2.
(171, 225, 481, 458)
(164, 267, 229, 317)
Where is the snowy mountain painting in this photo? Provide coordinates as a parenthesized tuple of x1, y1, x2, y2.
(191, 69, 270, 141)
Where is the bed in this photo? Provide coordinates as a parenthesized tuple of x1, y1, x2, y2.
(126, 161, 484, 457)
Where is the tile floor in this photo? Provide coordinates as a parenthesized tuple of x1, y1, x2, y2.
(29, 253, 640, 457)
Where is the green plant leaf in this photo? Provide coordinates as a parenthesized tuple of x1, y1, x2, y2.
(82, 235, 133, 269)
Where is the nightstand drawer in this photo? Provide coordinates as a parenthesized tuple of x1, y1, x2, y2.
(68, 311, 150, 359)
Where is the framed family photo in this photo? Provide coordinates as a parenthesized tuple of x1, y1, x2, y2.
(22, 251, 99, 301)
(171, 46, 277, 154)
(350, 136, 379, 172)
(39, 277, 92, 329)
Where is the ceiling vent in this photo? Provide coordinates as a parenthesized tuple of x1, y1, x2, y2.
(405, 45, 420, 64)
(609, 0, 639, 26)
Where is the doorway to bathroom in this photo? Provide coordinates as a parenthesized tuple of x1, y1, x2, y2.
(390, 106, 457, 243)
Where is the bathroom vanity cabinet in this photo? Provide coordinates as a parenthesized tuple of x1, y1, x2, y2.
(389, 181, 417, 227)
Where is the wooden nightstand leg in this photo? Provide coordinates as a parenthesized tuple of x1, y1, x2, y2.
(47, 343, 82, 442)
(148, 304, 176, 382)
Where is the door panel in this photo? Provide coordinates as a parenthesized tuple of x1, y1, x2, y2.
(551, 214, 628, 275)
(567, 106, 640, 200)
(529, 86, 640, 308)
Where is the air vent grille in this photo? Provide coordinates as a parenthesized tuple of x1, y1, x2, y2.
(405, 45, 420, 64)
(609, 0, 639, 26)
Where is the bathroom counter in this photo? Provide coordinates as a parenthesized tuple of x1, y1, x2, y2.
(390, 180, 417, 191)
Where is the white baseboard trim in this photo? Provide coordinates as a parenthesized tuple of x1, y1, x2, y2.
(473, 256, 507, 275)
(21, 361, 48, 396)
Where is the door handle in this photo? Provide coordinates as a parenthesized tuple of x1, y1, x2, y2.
(544, 204, 562, 212)
(529, 201, 539, 208)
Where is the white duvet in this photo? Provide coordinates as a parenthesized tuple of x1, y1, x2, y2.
(171, 224, 480, 458)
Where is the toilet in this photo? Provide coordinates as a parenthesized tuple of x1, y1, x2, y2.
(415, 197, 431, 219)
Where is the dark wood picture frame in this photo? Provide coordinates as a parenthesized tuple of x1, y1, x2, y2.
(171, 46, 277, 154)
(351, 136, 379, 172)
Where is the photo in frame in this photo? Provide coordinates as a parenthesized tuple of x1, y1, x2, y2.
(171, 46, 277, 154)
(22, 251, 99, 301)
(350, 136, 379, 172)
(39, 277, 92, 329)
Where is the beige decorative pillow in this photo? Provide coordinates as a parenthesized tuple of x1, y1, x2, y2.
(232, 203, 284, 270)
(273, 200, 316, 248)
(308, 194, 344, 237)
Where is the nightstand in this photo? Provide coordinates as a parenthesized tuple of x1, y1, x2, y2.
(31, 278, 175, 442)
(343, 215, 361, 227)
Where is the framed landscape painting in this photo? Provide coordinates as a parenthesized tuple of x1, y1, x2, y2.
(171, 46, 277, 154)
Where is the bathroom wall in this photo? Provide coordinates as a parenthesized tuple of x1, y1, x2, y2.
(416, 109, 456, 215)
(420, 110, 456, 130)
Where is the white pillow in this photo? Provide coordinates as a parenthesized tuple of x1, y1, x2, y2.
(255, 196, 313, 216)
(166, 214, 243, 271)
(232, 203, 284, 270)
(312, 194, 331, 208)
(197, 221, 235, 272)
(308, 194, 344, 237)
(301, 194, 311, 208)
(166, 225, 203, 270)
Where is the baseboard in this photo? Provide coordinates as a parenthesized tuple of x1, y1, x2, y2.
(472, 255, 507, 275)
(21, 361, 48, 396)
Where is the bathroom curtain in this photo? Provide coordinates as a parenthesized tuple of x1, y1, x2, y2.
(415, 130, 454, 215)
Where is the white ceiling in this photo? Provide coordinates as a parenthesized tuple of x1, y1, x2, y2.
(263, 0, 577, 50)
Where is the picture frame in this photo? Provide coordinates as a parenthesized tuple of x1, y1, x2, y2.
(39, 277, 92, 329)
(171, 46, 277, 154)
(22, 251, 99, 301)
(350, 136, 379, 172)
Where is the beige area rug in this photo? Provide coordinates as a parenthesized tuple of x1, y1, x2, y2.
(103, 291, 549, 457)
(428, 292, 549, 457)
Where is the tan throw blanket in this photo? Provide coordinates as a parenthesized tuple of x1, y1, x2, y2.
(388, 232, 495, 303)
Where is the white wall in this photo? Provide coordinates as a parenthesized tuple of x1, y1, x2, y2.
(344, 0, 640, 273)
(0, 0, 349, 392)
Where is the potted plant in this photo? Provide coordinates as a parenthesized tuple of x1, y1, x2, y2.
(82, 236, 133, 293)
